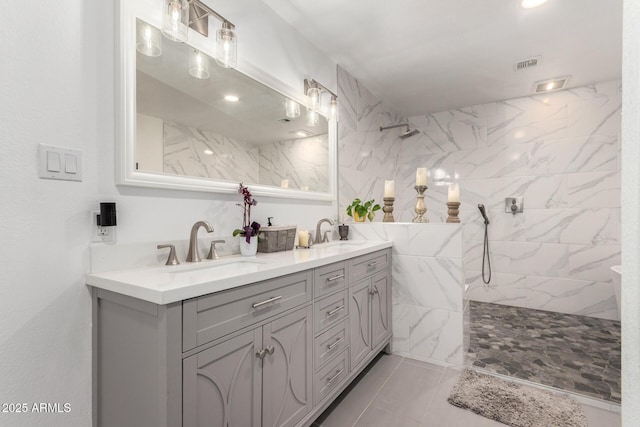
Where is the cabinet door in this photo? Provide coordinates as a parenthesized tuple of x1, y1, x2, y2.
(262, 306, 313, 427)
(349, 279, 371, 369)
(183, 328, 262, 427)
(371, 271, 391, 348)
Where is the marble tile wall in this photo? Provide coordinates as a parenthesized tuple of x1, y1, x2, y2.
(163, 121, 328, 191)
(403, 80, 622, 320)
(337, 65, 404, 222)
(351, 223, 464, 366)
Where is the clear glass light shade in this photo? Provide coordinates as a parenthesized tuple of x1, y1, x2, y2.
(306, 109, 320, 127)
(307, 87, 321, 109)
(189, 49, 210, 79)
(285, 99, 301, 118)
(162, 0, 189, 42)
(329, 98, 339, 122)
(216, 23, 237, 68)
(136, 22, 162, 57)
(319, 90, 332, 114)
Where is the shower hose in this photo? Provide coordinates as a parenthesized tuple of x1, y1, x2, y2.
(481, 220, 492, 285)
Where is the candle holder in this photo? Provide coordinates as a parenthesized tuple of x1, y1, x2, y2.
(446, 202, 461, 223)
(412, 185, 429, 223)
(383, 197, 395, 222)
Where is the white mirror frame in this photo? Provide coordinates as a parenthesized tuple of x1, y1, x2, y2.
(115, 0, 337, 201)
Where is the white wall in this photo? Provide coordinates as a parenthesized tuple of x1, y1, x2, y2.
(0, 0, 337, 425)
(621, 0, 640, 424)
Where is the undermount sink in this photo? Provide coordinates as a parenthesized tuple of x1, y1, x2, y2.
(169, 257, 269, 275)
(316, 240, 367, 248)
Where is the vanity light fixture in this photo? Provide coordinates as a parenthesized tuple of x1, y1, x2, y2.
(162, 0, 238, 69)
(189, 49, 210, 79)
(136, 22, 163, 57)
(306, 108, 320, 127)
(304, 79, 339, 121)
(533, 76, 569, 93)
(285, 99, 301, 118)
(162, 0, 189, 42)
(521, 0, 548, 8)
(224, 94, 239, 102)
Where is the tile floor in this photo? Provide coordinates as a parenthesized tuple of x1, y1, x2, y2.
(465, 301, 621, 403)
(312, 353, 620, 427)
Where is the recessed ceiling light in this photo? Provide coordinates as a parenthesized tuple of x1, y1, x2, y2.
(521, 0, 548, 8)
(224, 95, 239, 102)
(533, 76, 570, 93)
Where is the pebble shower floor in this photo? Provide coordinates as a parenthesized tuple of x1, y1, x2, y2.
(464, 301, 621, 403)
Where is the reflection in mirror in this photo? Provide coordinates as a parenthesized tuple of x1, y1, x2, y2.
(134, 19, 330, 193)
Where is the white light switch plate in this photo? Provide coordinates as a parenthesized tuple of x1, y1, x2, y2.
(39, 144, 82, 181)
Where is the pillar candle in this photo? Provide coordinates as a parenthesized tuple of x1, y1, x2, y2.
(416, 168, 427, 186)
(298, 230, 309, 247)
(384, 180, 395, 197)
(448, 183, 460, 202)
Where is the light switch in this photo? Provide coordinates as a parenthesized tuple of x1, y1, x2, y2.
(39, 144, 82, 181)
(64, 153, 77, 174)
(47, 151, 61, 172)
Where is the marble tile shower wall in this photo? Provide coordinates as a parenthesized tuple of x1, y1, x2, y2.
(351, 223, 464, 366)
(337, 65, 404, 219)
(163, 121, 328, 191)
(403, 80, 622, 320)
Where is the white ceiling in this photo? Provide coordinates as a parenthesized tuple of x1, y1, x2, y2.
(263, 0, 622, 117)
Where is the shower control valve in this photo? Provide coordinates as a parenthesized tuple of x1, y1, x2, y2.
(505, 197, 523, 215)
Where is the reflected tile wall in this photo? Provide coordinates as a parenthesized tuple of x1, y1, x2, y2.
(352, 223, 464, 365)
(163, 122, 329, 192)
(406, 80, 621, 320)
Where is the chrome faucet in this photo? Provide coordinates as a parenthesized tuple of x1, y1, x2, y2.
(314, 218, 335, 244)
(186, 221, 214, 262)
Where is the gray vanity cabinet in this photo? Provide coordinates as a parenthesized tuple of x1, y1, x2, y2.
(183, 306, 313, 427)
(348, 251, 392, 371)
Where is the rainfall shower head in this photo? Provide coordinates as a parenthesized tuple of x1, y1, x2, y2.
(379, 123, 419, 139)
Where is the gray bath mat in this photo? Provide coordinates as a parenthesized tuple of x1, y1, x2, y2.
(447, 369, 587, 427)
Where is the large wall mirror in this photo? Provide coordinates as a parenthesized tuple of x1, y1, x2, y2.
(116, 1, 337, 200)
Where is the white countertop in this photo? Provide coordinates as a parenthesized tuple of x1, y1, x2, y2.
(86, 240, 392, 304)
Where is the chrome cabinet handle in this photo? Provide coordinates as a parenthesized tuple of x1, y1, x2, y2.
(266, 345, 275, 355)
(252, 295, 282, 309)
(327, 274, 345, 282)
(327, 337, 344, 350)
(256, 348, 267, 360)
(326, 305, 344, 317)
(327, 368, 345, 384)
(369, 287, 379, 296)
(367, 261, 379, 267)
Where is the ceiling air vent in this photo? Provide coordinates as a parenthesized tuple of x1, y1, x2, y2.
(514, 56, 541, 71)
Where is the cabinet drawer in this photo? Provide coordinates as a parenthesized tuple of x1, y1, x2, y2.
(348, 250, 390, 284)
(314, 289, 348, 333)
(313, 261, 347, 298)
(314, 319, 348, 371)
(314, 348, 348, 405)
(182, 270, 312, 351)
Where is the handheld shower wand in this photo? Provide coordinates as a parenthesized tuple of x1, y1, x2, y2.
(478, 204, 490, 225)
(477, 204, 492, 285)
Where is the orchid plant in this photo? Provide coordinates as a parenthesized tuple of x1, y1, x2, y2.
(232, 183, 261, 243)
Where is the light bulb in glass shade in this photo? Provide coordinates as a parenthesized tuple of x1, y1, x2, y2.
(307, 87, 321, 109)
(329, 97, 339, 121)
(319, 90, 332, 114)
(162, 0, 189, 42)
(285, 99, 301, 118)
(189, 49, 210, 79)
(216, 22, 237, 68)
(307, 109, 319, 127)
(136, 22, 162, 57)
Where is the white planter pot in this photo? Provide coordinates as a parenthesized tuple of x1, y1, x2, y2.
(239, 237, 258, 256)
